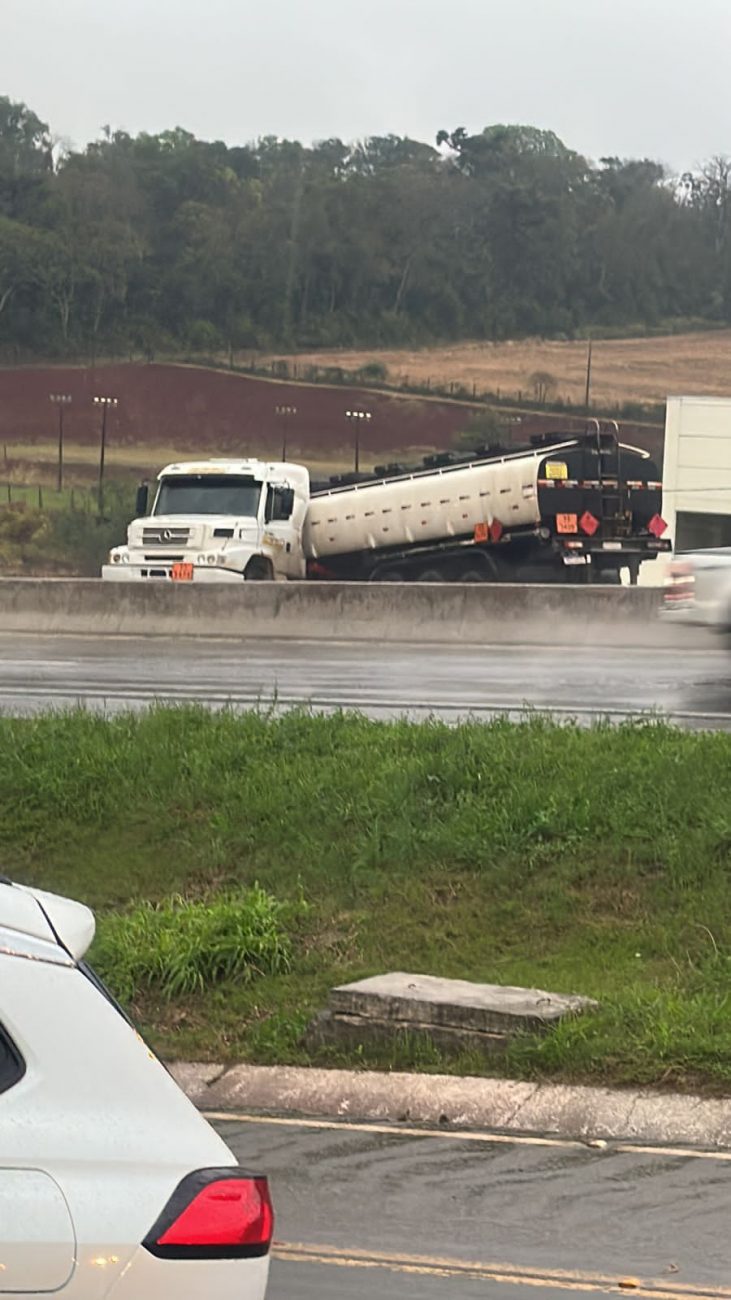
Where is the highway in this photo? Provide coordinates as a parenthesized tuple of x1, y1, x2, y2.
(1, 633, 731, 727)
(212, 1111, 731, 1299)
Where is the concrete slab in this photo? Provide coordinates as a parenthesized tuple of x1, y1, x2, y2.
(305, 1009, 511, 1056)
(330, 972, 597, 1035)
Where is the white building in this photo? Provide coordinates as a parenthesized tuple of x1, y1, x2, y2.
(663, 396, 731, 552)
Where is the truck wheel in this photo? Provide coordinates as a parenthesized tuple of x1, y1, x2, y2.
(457, 556, 499, 583)
(244, 557, 273, 581)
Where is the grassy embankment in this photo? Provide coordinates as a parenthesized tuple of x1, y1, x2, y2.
(3, 709, 731, 1091)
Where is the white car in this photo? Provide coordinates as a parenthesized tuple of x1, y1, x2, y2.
(663, 550, 731, 633)
(0, 877, 272, 1298)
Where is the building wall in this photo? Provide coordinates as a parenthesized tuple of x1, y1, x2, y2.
(663, 396, 731, 550)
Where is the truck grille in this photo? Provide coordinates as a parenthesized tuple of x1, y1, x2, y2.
(142, 526, 191, 545)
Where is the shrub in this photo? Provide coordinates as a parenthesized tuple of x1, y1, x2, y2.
(93, 886, 295, 1001)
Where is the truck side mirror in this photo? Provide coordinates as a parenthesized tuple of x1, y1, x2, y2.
(135, 483, 149, 517)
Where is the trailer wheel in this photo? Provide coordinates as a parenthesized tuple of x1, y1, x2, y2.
(375, 568, 407, 582)
(457, 555, 499, 583)
(417, 567, 447, 582)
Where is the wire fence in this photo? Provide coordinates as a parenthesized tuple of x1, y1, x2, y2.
(1, 483, 97, 513)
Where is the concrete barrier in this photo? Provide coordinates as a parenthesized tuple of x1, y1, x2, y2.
(0, 577, 712, 649)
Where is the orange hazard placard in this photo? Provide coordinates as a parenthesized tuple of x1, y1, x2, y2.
(556, 513, 578, 534)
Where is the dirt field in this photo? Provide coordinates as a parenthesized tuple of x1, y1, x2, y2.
(0, 363, 471, 469)
(262, 330, 731, 407)
(0, 359, 665, 489)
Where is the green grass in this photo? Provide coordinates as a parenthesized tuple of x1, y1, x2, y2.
(92, 888, 298, 1001)
(3, 708, 731, 1090)
(0, 486, 133, 574)
(0, 484, 96, 511)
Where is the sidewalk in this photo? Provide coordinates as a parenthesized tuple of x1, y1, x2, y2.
(171, 1061, 731, 1148)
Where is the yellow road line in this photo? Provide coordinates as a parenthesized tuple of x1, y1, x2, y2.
(271, 1241, 731, 1298)
(203, 1110, 731, 1163)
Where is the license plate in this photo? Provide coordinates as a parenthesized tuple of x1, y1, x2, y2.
(171, 562, 194, 581)
(562, 554, 588, 566)
(602, 542, 622, 551)
(556, 513, 578, 534)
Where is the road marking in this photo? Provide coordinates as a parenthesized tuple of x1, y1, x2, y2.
(272, 1241, 731, 1298)
(203, 1110, 731, 1163)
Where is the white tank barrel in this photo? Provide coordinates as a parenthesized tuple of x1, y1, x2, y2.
(303, 447, 566, 560)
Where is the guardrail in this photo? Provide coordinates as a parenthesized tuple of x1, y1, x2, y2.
(0, 577, 702, 649)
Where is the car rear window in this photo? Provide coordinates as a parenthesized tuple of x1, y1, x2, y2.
(0, 1023, 25, 1095)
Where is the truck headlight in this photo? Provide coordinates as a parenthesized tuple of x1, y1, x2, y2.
(122, 553, 130, 563)
(207, 554, 217, 565)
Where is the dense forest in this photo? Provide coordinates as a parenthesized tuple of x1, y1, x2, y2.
(1, 94, 730, 358)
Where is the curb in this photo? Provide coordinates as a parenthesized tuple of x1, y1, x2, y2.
(170, 1062, 731, 1148)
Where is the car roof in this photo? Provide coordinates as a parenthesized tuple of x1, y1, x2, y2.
(0, 879, 95, 960)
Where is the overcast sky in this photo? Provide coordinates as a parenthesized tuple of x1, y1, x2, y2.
(3, 0, 730, 172)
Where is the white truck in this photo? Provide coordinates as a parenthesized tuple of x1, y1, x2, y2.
(103, 426, 670, 585)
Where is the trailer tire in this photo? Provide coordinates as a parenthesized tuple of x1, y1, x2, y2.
(456, 555, 499, 583)
(374, 568, 407, 582)
(417, 567, 448, 582)
(244, 557, 274, 581)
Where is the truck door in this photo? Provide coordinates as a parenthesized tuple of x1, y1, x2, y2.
(263, 483, 306, 578)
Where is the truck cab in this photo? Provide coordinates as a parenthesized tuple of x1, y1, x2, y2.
(103, 459, 310, 582)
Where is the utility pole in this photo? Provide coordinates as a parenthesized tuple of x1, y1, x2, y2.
(584, 338, 593, 410)
(274, 404, 298, 461)
(49, 393, 72, 491)
(345, 408, 372, 474)
(93, 395, 118, 512)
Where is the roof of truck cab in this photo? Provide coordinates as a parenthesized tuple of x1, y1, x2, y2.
(157, 459, 302, 477)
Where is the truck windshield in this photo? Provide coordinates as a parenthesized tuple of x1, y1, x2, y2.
(154, 475, 262, 517)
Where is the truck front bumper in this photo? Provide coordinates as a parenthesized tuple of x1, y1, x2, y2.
(101, 564, 244, 583)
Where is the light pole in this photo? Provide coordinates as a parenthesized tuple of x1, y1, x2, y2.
(49, 393, 72, 492)
(93, 395, 118, 511)
(345, 409, 372, 474)
(274, 404, 297, 461)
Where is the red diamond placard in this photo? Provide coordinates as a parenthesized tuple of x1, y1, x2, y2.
(579, 511, 599, 536)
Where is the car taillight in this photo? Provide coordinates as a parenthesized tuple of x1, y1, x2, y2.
(664, 560, 695, 603)
(143, 1169, 274, 1260)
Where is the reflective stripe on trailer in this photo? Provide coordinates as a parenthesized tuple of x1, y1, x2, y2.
(538, 479, 659, 490)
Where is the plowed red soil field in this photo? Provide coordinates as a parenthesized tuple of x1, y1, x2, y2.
(0, 361, 664, 472)
(0, 362, 475, 458)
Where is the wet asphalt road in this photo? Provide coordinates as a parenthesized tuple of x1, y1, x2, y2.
(2, 633, 731, 726)
(213, 1114, 731, 1299)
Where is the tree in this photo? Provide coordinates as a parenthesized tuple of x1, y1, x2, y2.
(530, 371, 558, 404)
(0, 217, 49, 316)
(0, 97, 53, 220)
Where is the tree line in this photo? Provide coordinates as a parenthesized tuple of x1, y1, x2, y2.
(1, 96, 730, 359)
